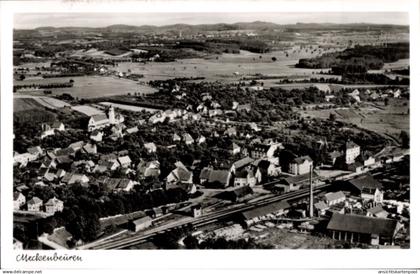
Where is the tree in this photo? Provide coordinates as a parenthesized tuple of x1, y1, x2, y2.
(271, 57, 277, 62)
(400, 130, 409, 148)
(19, 74, 26, 81)
(329, 113, 336, 122)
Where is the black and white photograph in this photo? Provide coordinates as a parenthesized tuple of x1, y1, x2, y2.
(1, 0, 419, 273)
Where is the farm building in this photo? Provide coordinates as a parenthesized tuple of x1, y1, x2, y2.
(348, 175, 383, 203)
(326, 213, 400, 245)
(238, 200, 290, 227)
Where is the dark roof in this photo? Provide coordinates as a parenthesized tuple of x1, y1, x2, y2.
(208, 170, 230, 184)
(345, 141, 359, 149)
(55, 147, 75, 157)
(172, 167, 192, 182)
(349, 175, 382, 192)
(241, 200, 290, 220)
(14, 192, 23, 200)
(292, 155, 313, 164)
(91, 114, 108, 123)
(27, 197, 42, 205)
(199, 167, 212, 180)
(236, 169, 254, 179)
(280, 172, 319, 186)
(327, 213, 398, 237)
(216, 186, 253, 201)
(233, 156, 254, 170)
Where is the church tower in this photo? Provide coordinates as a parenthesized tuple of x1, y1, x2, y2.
(108, 106, 115, 124)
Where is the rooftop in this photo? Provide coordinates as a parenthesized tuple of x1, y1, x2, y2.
(327, 213, 398, 237)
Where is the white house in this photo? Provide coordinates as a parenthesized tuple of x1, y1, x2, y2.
(196, 135, 206, 144)
(183, 133, 194, 145)
(13, 192, 26, 210)
(173, 133, 181, 142)
(45, 197, 64, 214)
(13, 152, 37, 167)
(345, 141, 360, 164)
(27, 146, 43, 159)
(90, 130, 104, 142)
(231, 143, 241, 155)
(234, 170, 257, 187)
(144, 142, 157, 153)
(14, 238, 23, 249)
(27, 197, 43, 212)
(166, 166, 193, 185)
(118, 156, 132, 168)
(289, 156, 313, 175)
(324, 191, 346, 206)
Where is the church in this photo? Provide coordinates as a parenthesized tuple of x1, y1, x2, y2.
(87, 106, 124, 132)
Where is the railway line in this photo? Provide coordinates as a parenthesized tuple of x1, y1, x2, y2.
(87, 183, 331, 250)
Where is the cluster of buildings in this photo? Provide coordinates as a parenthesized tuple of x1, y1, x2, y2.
(14, 192, 64, 215)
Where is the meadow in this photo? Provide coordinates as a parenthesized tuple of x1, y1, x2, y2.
(15, 75, 158, 99)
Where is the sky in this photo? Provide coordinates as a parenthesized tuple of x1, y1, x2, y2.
(14, 12, 409, 29)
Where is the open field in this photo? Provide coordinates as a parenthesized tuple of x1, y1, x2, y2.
(13, 97, 45, 112)
(72, 105, 105, 116)
(99, 102, 160, 113)
(250, 228, 340, 249)
(300, 99, 409, 139)
(14, 75, 158, 99)
(14, 96, 70, 112)
(115, 50, 332, 83)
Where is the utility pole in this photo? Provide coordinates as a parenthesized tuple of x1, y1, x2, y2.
(309, 164, 314, 218)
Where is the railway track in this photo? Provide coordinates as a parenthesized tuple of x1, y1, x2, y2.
(88, 184, 330, 250)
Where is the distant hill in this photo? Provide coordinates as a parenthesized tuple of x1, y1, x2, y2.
(16, 21, 409, 36)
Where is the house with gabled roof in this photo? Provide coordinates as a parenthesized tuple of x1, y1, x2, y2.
(90, 130, 104, 142)
(166, 166, 193, 185)
(68, 141, 85, 152)
(82, 143, 97, 154)
(314, 201, 329, 216)
(289, 155, 313, 175)
(324, 191, 346, 206)
(344, 141, 360, 164)
(366, 205, 389, 219)
(348, 175, 383, 203)
(137, 160, 160, 179)
(231, 143, 241, 155)
(61, 173, 89, 186)
(27, 197, 43, 212)
(182, 133, 194, 145)
(27, 146, 43, 158)
(206, 169, 232, 188)
(196, 135, 206, 144)
(45, 197, 64, 214)
(173, 133, 181, 142)
(144, 142, 157, 153)
(234, 169, 257, 187)
(118, 155, 132, 168)
(14, 192, 26, 210)
(232, 156, 254, 173)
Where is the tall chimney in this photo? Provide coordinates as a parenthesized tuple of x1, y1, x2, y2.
(309, 164, 314, 218)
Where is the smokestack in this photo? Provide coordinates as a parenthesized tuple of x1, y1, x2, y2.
(309, 164, 314, 218)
